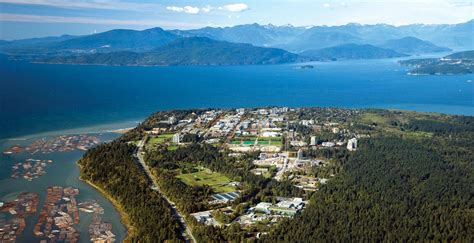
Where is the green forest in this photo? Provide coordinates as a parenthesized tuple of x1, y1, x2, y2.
(78, 142, 182, 242)
(78, 108, 474, 242)
(263, 116, 474, 242)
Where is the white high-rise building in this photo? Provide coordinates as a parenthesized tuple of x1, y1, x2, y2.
(310, 136, 317, 146)
(347, 138, 358, 151)
(172, 133, 181, 144)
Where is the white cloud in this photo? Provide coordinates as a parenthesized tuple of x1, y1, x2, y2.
(166, 6, 184, 13)
(323, 3, 331, 8)
(166, 3, 249, 14)
(183, 6, 200, 14)
(166, 5, 200, 14)
(201, 6, 212, 13)
(221, 3, 249, 12)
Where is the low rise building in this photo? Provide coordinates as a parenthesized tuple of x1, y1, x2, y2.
(347, 138, 358, 151)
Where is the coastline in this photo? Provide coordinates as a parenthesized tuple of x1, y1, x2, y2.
(0, 120, 141, 142)
(77, 167, 135, 242)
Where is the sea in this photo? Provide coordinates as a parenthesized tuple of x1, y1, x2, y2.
(0, 54, 473, 242)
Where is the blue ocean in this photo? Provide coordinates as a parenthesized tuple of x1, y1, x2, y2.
(1, 55, 473, 139)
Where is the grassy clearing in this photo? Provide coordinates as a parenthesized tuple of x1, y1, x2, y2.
(176, 167, 235, 193)
(148, 133, 174, 146)
(258, 137, 282, 142)
(404, 131, 434, 139)
(361, 112, 387, 125)
(231, 136, 282, 146)
(167, 144, 179, 151)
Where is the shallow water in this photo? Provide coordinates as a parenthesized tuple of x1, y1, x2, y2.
(0, 132, 126, 242)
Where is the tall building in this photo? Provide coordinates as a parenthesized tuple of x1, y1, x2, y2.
(172, 133, 180, 144)
(347, 138, 358, 151)
(310, 136, 317, 146)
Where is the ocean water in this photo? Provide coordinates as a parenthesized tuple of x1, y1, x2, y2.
(1, 55, 473, 139)
(0, 55, 473, 242)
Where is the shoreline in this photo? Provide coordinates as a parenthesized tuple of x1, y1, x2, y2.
(1, 104, 473, 143)
(77, 165, 135, 242)
(0, 120, 141, 142)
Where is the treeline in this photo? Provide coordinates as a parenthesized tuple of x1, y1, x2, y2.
(262, 136, 474, 242)
(404, 118, 474, 134)
(78, 141, 182, 242)
(146, 143, 305, 241)
(147, 143, 304, 202)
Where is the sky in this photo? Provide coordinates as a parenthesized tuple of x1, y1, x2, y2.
(0, 0, 472, 40)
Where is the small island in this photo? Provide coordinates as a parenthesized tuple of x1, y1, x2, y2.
(294, 64, 314, 69)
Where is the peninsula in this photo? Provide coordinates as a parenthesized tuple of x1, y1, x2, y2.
(78, 107, 473, 242)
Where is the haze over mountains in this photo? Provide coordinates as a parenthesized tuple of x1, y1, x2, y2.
(0, 20, 472, 65)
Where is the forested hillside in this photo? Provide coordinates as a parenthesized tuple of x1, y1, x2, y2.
(78, 142, 182, 242)
(263, 116, 474, 242)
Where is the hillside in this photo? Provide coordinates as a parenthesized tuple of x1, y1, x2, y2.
(51, 27, 178, 52)
(301, 44, 407, 60)
(79, 108, 474, 242)
(1, 28, 178, 55)
(283, 31, 362, 52)
(445, 50, 474, 60)
(383, 37, 451, 54)
(43, 37, 299, 66)
(172, 23, 306, 47)
(400, 50, 474, 75)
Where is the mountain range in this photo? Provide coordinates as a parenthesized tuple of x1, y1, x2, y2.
(301, 44, 407, 60)
(41, 37, 299, 66)
(1, 20, 472, 65)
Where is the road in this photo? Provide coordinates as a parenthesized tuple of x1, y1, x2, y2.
(134, 138, 197, 243)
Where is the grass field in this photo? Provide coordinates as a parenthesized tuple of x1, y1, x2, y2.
(231, 136, 282, 146)
(148, 133, 174, 146)
(361, 112, 388, 125)
(258, 137, 282, 141)
(167, 144, 179, 151)
(176, 167, 235, 193)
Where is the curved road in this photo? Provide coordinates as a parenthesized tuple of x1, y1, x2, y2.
(134, 138, 197, 243)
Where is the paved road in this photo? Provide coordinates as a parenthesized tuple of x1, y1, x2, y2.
(134, 138, 197, 243)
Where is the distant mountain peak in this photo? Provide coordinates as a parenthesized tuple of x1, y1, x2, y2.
(383, 36, 451, 54)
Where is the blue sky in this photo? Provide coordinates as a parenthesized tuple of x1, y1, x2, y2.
(0, 0, 472, 40)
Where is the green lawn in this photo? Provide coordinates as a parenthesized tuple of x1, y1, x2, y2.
(148, 133, 174, 146)
(361, 112, 388, 125)
(176, 167, 235, 193)
(258, 137, 282, 146)
(231, 136, 282, 146)
(167, 144, 179, 151)
(258, 137, 282, 142)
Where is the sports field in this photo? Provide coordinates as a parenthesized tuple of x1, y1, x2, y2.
(176, 167, 235, 193)
(148, 133, 174, 146)
(231, 136, 282, 146)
